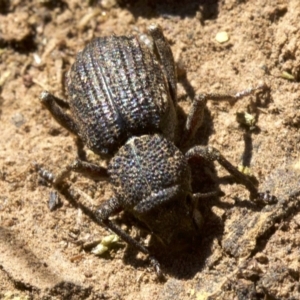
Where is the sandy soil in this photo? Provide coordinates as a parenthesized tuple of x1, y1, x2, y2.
(0, 0, 300, 299)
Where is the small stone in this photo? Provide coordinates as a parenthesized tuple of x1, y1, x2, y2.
(11, 112, 26, 128)
(215, 31, 229, 43)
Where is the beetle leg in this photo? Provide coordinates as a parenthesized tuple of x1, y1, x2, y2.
(99, 218, 163, 279)
(36, 159, 108, 186)
(185, 145, 258, 199)
(181, 83, 268, 146)
(96, 197, 163, 279)
(40, 91, 80, 136)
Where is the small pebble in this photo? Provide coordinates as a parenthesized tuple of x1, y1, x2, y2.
(11, 112, 26, 128)
(215, 31, 229, 43)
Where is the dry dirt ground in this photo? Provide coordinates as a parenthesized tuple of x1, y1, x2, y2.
(1, 0, 300, 299)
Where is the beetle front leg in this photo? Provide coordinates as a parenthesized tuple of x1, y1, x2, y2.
(185, 146, 258, 199)
(181, 83, 268, 146)
(95, 197, 163, 278)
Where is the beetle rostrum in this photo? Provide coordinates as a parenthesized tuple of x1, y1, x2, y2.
(38, 24, 268, 278)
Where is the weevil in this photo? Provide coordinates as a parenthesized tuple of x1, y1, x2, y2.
(38, 24, 269, 277)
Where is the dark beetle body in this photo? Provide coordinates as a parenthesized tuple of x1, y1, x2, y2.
(39, 24, 264, 276)
(68, 35, 177, 155)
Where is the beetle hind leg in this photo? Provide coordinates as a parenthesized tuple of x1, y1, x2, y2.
(181, 83, 268, 146)
(36, 159, 109, 187)
(40, 91, 80, 136)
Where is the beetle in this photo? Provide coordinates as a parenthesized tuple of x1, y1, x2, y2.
(38, 24, 267, 277)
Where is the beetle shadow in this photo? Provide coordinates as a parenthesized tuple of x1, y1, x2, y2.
(117, 0, 221, 21)
(121, 193, 226, 279)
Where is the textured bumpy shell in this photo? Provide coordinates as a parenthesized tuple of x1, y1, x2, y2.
(108, 134, 195, 244)
(108, 134, 190, 202)
(67, 35, 177, 155)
